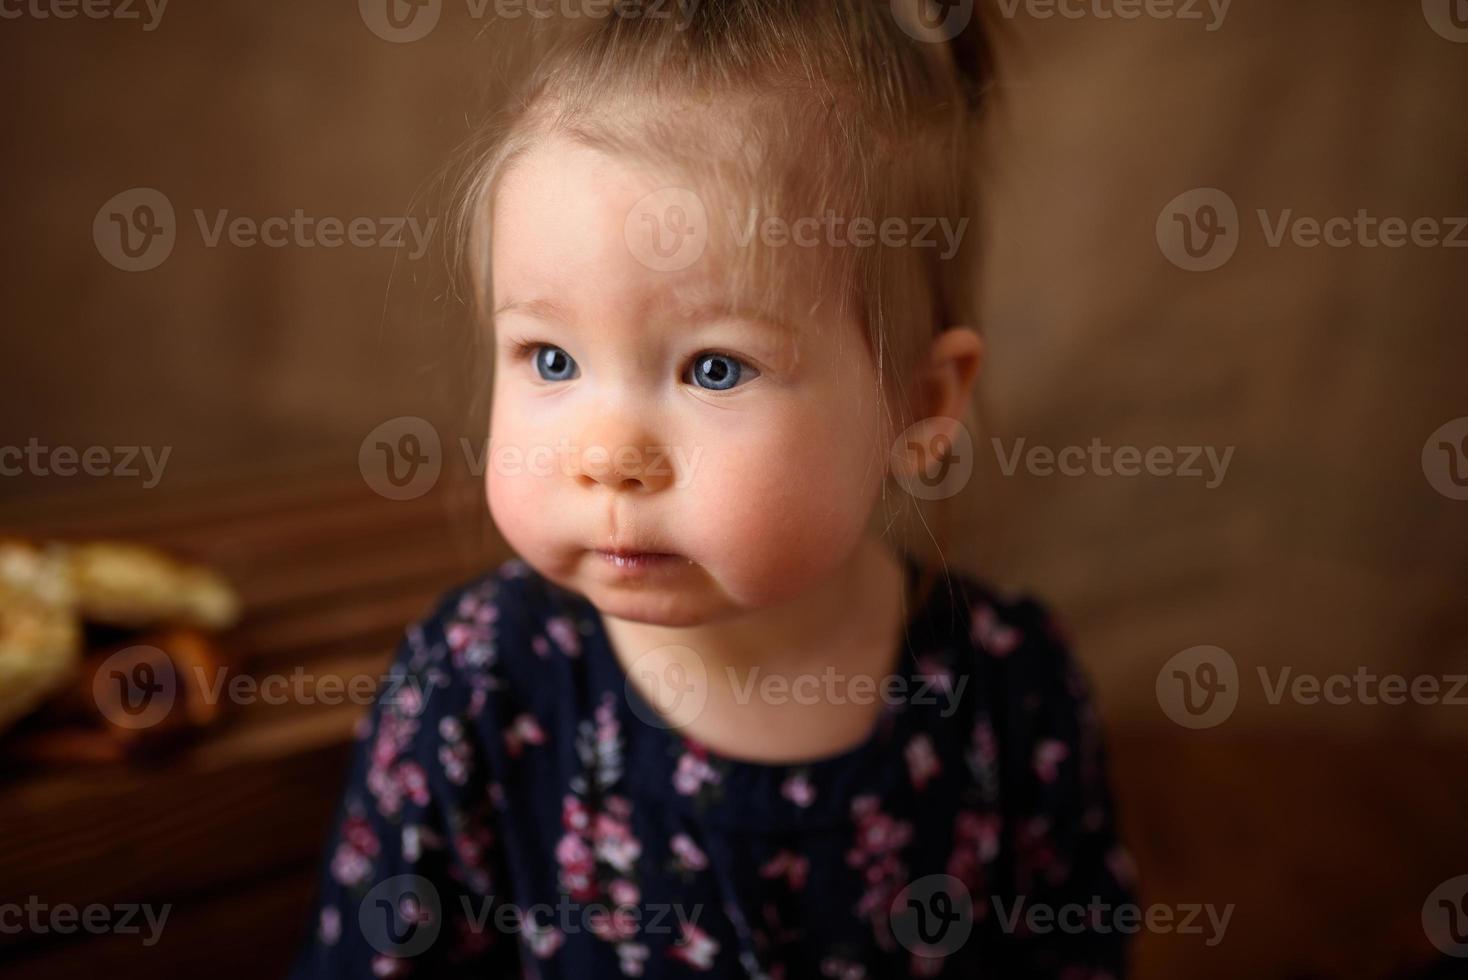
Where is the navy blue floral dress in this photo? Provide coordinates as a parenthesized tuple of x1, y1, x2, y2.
(290, 554, 1135, 979)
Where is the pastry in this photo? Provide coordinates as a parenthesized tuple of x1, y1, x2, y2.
(64, 541, 241, 630)
(0, 539, 82, 733)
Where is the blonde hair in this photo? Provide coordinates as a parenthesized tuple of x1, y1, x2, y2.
(450, 0, 986, 542)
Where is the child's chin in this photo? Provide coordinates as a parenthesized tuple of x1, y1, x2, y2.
(587, 584, 721, 629)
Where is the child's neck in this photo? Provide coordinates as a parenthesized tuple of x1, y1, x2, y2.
(601, 537, 908, 764)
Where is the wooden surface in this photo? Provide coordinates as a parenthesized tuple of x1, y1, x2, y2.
(0, 466, 1461, 979)
(0, 464, 500, 978)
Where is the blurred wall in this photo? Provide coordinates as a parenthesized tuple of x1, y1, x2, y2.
(963, 0, 1468, 737)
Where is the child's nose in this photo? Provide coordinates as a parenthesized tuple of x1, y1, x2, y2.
(569, 413, 675, 495)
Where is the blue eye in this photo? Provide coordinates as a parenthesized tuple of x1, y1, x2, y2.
(534, 345, 578, 382)
(689, 353, 751, 391)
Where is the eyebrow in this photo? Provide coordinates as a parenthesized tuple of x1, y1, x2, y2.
(492, 294, 798, 335)
(491, 296, 570, 322)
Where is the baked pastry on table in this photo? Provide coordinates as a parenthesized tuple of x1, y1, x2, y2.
(0, 540, 81, 734)
(0, 538, 242, 765)
(65, 541, 240, 631)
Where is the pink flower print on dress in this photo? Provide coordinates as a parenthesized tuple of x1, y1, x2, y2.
(759, 850, 811, 891)
(915, 655, 956, 697)
(1106, 845, 1138, 889)
(849, 800, 914, 859)
(546, 616, 581, 657)
(670, 833, 709, 871)
(971, 603, 1021, 657)
(820, 956, 867, 980)
(591, 904, 640, 943)
(330, 842, 372, 887)
(563, 795, 590, 833)
(318, 905, 341, 945)
(668, 922, 720, 971)
(525, 920, 565, 959)
(593, 809, 642, 873)
(673, 745, 722, 797)
(556, 831, 597, 900)
(438, 739, 472, 786)
(781, 771, 816, 808)
(341, 815, 380, 858)
(1034, 738, 1070, 783)
(846, 795, 914, 944)
(371, 954, 408, 977)
(618, 942, 651, 976)
(947, 810, 1002, 893)
(505, 713, 547, 758)
(454, 823, 495, 870)
(399, 761, 431, 807)
(609, 877, 640, 906)
(904, 733, 941, 790)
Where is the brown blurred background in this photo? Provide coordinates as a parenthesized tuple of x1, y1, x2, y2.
(2, 0, 1467, 977)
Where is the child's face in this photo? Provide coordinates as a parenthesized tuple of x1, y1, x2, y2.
(487, 135, 891, 627)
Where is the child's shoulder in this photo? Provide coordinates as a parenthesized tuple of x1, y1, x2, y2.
(917, 563, 1075, 659)
(920, 564, 1097, 720)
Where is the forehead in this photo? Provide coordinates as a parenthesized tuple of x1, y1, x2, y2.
(489, 132, 856, 333)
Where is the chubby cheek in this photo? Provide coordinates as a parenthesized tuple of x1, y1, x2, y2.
(485, 394, 568, 576)
(486, 464, 546, 568)
(678, 399, 884, 606)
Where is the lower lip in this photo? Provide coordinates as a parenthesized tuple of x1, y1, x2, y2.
(595, 551, 679, 574)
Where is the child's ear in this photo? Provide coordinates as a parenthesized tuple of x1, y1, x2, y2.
(890, 327, 984, 479)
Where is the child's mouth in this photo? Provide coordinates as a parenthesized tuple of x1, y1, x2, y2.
(594, 550, 679, 573)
